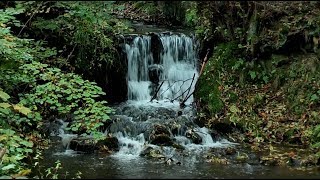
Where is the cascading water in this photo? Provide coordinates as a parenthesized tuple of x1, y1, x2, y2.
(109, 32, 237, 160)
(125, 33, 198, 105)
(53, 32, 237, 161)
(126, 35, 153, 101)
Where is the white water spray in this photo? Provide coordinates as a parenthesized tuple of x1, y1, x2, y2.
(125, 33, 198, 105)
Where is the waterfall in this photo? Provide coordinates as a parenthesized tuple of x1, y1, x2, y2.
(125, 33, 199, 105)
(53, 32, 238, 160)
(108, 32, 237, 160)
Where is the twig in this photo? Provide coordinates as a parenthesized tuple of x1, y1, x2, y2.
(172, 73, 195, 102)
(18, 3, 43, 36)
(180, 90, 194, 108)
(184, 73, 196, 100)
(150, 81, 164, 102)
(199, 49, 210, 75)
(158, 78, 192, 98)
(67, 45, 77, 61)
(179, 74, 196, 107)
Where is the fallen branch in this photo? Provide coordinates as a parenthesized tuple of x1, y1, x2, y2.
(180, 90, 194, 108)
(199, 48, 211, 75)
(158, 78, 193, 98)
(150, 81, 164, 102)
(179, 49, 211, 108)
(171, 73, 195, 103)
(66, 45, 77, 61)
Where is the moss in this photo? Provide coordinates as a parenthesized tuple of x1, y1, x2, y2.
(194, 42, 239, 117)
(195, 73, 224, 115)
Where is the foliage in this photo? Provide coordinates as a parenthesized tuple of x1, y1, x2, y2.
(183, 1, 198, 27)
(195, 1, 320, 58)
(0, 89, 38, 177)
(196, 40, 320, 148)
(0, 2, 115, 178)
(0, 128, 34, 177)
(18, 61, 114, 136)
(18, 1, 129, 75)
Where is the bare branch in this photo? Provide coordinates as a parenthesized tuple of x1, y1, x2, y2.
(150, 81, 164, 102)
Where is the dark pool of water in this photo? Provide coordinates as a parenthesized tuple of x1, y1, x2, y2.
(40, 144, 320, 179)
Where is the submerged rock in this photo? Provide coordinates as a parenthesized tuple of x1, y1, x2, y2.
(185, 129, 202, 144)
(235, 152, 249, 163)
(96, 137, 119, 151)
(149, 124, 174, 146)
(140, 146, 165, 159)
(150, 134, 174, 146)
(69, 137, 96, 153)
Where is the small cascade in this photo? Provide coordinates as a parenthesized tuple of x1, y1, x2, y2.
(52, 119, 78, 156)
(111, 132, 146, 159)
(126, 35, 153, 101)
(125, 33, 198, 105)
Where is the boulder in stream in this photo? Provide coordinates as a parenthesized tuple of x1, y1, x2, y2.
(140, 146, 165, 159)
(69, 136, 119, 154)
(69, 137, 96, 154)
(149, 124, 174, 146)
(185, 129, 202, 144)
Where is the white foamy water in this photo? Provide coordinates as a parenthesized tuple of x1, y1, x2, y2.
(125, 33, 198, 105)
(111, 132, 146, 160)
(53, 149, 79, 156)
(53, 120, 78, 149)
(183, 127, 238, 152)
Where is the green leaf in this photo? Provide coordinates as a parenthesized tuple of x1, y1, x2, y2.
(0, 108, 11, 115)
(2, 164, 15, 171)
(249, 71, 256, 80)
(71, 127, 78, 131)
(20, 140, 33, 147)
(311, 94, 319, 101)
(0, 91, 10, 101)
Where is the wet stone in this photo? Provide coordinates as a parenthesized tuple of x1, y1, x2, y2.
(300, 155, 319, 167)
(148, 124, 173, 146)
(69, 136, 119, 154)
(96, 137, 119, 151)
(140, 146, 165, 159)
(150, 134, 174, 146)
(69, 137, 96, 154)
(259, 155, 280, 166)
(185, 129, 202, 144)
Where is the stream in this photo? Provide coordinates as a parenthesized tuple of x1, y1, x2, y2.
(40, 25, 320, 179)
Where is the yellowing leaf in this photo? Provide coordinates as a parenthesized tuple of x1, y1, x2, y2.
(0, 135, 7, 141)
(0, 103, 11, 109)
(13, 169, 32, 177)
(13, 104, 31, 115)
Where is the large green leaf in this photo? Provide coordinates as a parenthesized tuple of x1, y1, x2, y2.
(0, 91, 10, 101)
(2, 164, 16, 171)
